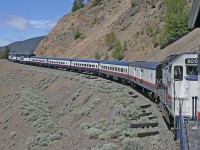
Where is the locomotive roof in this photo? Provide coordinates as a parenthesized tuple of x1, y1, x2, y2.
(99, 60, 132, 66)
(162, 52, 198, 68)
(129, 61, 161, 70)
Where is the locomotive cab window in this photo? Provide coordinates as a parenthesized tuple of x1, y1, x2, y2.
(186, 66, 198, 75)
(174, 66, 183, 81)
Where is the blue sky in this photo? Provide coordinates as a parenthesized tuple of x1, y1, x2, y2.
(0, 0, 74, 46)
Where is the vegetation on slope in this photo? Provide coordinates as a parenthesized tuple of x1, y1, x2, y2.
(160, 0, 191, 48)
(0, 46, 10, 59)
(105, 31, 126, 60)
(36, 0, 194, 61)
(72, 0, 84, 12)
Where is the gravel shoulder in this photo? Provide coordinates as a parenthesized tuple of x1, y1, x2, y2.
(0, 60, 178, 150)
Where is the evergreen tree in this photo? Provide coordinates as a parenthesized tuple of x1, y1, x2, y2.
(160, 0, 190, 48)
(72, 0, 84, 12)
(0, 46, 10, 59)
(72, 0, 78, 12)
(112, 40, 125, 60)
(77, 0, 84, 9)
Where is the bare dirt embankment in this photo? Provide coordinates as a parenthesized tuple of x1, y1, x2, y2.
(144, 28, 200, 62)
(0, 60, 178, 150)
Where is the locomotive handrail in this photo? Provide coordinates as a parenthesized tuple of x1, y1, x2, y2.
(179, 102, 189, 150)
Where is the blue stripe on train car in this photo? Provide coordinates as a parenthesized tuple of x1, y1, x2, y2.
(48, 64, 71, 68)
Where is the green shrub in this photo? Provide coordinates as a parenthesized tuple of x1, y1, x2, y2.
(101, 143, 118, 150)
(149, 0, 156, 8)
(159, 0, 190, 48)
(121, 107, 139, 119)
(10, 131, 17, 139)
(93, 17, 99, 25)
(80, 122, 91, 130)
(112, 40, 125, 60)
(145, 23, 155, 36)
(73, 28, 81, 40)
(122, 137, 144, 150)
(105, 31, 117, 50)
(123, 41, 128, 51)
(20, 90, 63, 149)
(105, 128, 123, 139)
(73, 107, 92, 119)
(85, 128, 103, 139)
(92, 0, 103, 7)
(95, 52, 101, 60)
(90, 98, 101, 109)
(49, 134, 62, 141)
(103, 52, 109, 60)
(83, 93, 93, 104)
(0, 46, 10, 59)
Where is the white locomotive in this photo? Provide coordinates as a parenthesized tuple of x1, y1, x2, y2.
(158, 53, 199, 123)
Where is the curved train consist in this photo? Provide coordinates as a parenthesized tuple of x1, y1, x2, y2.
(8, 52, 200, 136)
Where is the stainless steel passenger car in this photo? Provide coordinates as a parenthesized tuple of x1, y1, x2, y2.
(48, 58, 71, 69)
(71, 59, 99, 74)
(129, 61, 162, 92)
(99, 60, 130, 82)
(29, 56, 48, 67)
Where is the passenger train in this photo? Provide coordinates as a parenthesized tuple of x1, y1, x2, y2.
(8, 52, 200, 137)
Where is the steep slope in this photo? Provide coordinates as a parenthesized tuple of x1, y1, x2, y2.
(36, 0, 164, 60)
(36, 0, 196, 62)
(0, 36, 44, 53)
(145, 28, 200, 62)
(0, 60, 178, 150)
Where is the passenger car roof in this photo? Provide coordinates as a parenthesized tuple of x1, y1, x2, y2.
(129, 61, 161, 70)
(99, 60, 132, 66)
(71, 58, 99, 63)
(48, 57, 72, 61)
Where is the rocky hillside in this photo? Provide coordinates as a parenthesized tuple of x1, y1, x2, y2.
(36, 0, 196, 62)
(36, 0, 165, 60)
(0, 36, 44, 53)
